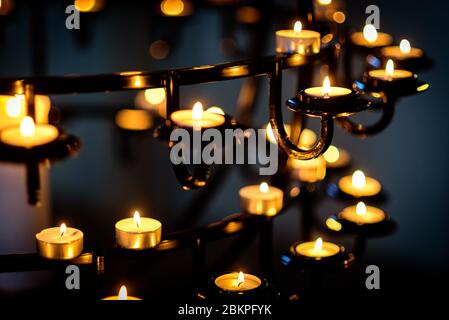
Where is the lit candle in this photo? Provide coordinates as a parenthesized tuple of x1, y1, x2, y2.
(294, 237, 340, 259)
(170, 101, 225, 129)
(323, 145, 350, 169)
(350, 24, 393, 48)
(214, 271, 262, 292)
(338, 170, 382, 197)
(0, 94, 51, 131)
(0, 116, 58, 148)
(275, 20, 321, 55)
(36, 223, 84, 260)
(115, 210, 162, 250)
(102, 285, 142, 300)
(115, 109, 153, 131)
(380, 39, 424, 61)
(339, 201, 386, 225)
(368, 59, 413, 81)
(287, 156, 326, 183)
(304, 76, 352, 98)
(265, 123, 316, 149)
(239, 182, 283, 216)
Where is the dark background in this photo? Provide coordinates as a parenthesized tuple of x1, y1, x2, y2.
(0, 0, 448, 308)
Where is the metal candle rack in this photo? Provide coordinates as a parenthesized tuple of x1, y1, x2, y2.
(0, 0, 431, 301)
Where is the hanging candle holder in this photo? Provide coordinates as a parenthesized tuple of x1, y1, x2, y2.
(362, 59, 429, 97)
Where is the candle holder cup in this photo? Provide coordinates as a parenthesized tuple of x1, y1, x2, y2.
(0, 129, 81, 163)
(362, 72, 429, 97)
(206, 273, 278, 303)
(326, 213, 397, 238)
(282, 242, 353, 272)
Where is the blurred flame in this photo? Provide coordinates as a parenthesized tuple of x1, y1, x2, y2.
(386, 59, 395, 77)
(259, 182, 269, 193)
(352, 170, 366, 189)
(363, 24, 378, 43)
(356, 202, 367, 216)
(161, 0, 184, 16)
(118, 286, 127, 300)
(314, 237, 323, 251)
(322, 76, 331, 96)
(206, 106, 225, 115)
(323, 145, 340, 163)
(318, 0, 332, 4)
(294, 21, 302, 33)
(400, 39, 411, 54)
(192, 102, 203, 120)
(144, 88, 166, 105)
(20, 116, 35, 137)
(6, 95, 23, 118)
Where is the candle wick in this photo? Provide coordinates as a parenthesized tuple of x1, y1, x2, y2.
(323, 92, 330, 99)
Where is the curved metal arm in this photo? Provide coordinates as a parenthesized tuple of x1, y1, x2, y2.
(268, 59, 334, 160)
(336, 102, 395, 137)
(170, 162, 212, 190)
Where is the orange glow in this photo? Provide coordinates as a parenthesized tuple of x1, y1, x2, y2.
(161, 0, 184, 16)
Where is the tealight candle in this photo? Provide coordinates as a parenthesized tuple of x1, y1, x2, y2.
(287, 156, 326, 183)
(170, 101, 225, 129)
(380, 39, 424, 61)
(304, 76, 352, 98)
(275, 21, 320, 55)
(102, 285, 142, 300)
(323, 145, 350, 169)
(0, 116, 58, 148)
(36, 223, 84, 260)
(115, 109, 153, 131)
(369, 59, 413, 81)
(239, 182, 283, 216)
(338, 170, 382, 197)
(115, 210, 162, 250)
(339, 201, 386, 225)
(294, 237, 340, 259)
(215, 271, 261, 292)
(350, 24, 393, 48)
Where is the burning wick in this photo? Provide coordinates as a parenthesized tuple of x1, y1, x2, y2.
(322, 76, 331, 98)
(259, 182, 269, 193)
(314, 237, 323, 251)
(133, 211, 141, 228)
(60, 223, 67, 238)
(237, 271, 245, 287)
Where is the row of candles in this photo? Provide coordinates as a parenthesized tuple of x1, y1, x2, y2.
(33, 165, 384, 299)
(0, 19, 407, 301)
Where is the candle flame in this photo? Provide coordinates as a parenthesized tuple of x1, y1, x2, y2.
(318, 0, 332, 5)
(399, 39, 411, 54)
(323, 145, 340, 163)
(293, 20, 302, 33)
(237, 271, 245, 286)
(363, 24, 378, 43)
(356, 202, 367, 216)
(20, 116, 36, 137)
(60, 223, 67, 237)
(118, 285, 128, 300)
(386, 59, 395, 77)
(133, 211, 141, 228)
(192, 101, 203, 120)
(352, 170, 366, 189)
(259, 182, 269, 193)
(314, 237, 323, 251)
(322, 76, 331, 96)
(206, 106, 225, 115)
(6, 96, 23, 118)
